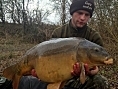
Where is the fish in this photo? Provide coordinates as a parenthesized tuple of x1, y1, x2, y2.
(3, 37, 113, 89)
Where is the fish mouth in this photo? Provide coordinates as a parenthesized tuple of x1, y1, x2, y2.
(104, 57, 113, 64)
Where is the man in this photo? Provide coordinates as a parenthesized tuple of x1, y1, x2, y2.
(52, 0, 103, 46)
(0, 0, 109, 89)
(51, 0, 110, 89)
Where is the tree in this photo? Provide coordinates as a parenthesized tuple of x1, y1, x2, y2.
(90, 0, 118, 43)
(0, 0, 5, 23)
(49, 0, 71, 25)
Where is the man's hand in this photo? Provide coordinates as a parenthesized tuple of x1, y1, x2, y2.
(87, 66, 99, 75)
(71, 62, 99, 76)
(31, 69, 38, 78)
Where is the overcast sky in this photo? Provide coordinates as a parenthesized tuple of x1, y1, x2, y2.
(27, 0, 59, 24)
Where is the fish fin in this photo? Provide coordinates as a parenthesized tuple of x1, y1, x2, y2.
(3, 64, 22, 89)
(3, 63, 33, 89)
(59, 81, 66, 89)
(80, 62, 86, 84)
(47, 81, 65, 89)
(12, 75, 22, 89)
(3, 64, 17, 80)
(3, 61, 33, 78)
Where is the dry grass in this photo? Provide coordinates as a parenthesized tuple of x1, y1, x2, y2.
(0, 36, 35, 75)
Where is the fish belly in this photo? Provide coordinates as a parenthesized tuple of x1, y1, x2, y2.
(35, 52, 77, 83)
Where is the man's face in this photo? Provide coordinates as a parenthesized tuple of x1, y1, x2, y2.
(71, 10, 91, 28)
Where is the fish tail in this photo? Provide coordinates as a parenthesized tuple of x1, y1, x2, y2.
(3, 62, 33, 80)
(3, 62, 33, 89)
(3, 66, 23, 89)
(3, 64, 17, 80)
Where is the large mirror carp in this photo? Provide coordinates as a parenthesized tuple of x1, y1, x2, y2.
(3, 37, 113, 89)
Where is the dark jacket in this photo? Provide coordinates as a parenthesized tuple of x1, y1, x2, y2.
(0, 76, 48, 89)
(52, 20, 103, 46)
(18, 76, 48, 89)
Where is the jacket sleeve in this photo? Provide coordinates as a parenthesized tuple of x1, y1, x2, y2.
(51, 25, 65, 38)
(90, 31, 104, 47)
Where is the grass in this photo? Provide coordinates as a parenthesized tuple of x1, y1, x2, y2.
(0, 37, 35, 75)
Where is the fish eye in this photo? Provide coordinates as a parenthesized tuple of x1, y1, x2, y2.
(94, 48, 99, 52)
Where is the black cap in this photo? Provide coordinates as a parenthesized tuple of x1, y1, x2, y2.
(70, 0, 95, 17)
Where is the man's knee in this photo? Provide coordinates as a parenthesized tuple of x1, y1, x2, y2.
(92, 74, 110, 89)
(63, 74, 110, 89)
(0, 77, 12, 89)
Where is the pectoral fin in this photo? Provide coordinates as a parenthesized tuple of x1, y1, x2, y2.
(47, 81, 65, 89)
(80, 62, 86, 84)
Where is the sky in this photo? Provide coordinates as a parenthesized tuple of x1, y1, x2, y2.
(5, 0, 59, 24)
(27, 0, 59, 24)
